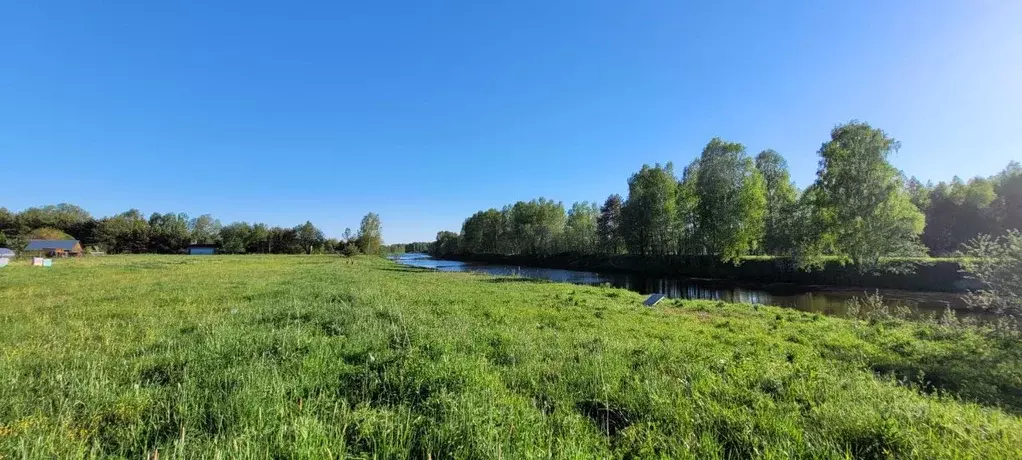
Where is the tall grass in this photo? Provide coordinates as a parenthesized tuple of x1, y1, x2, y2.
(0, 255, 1019, 458)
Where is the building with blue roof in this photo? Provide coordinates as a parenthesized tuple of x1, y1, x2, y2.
(24, 240, 83, 257)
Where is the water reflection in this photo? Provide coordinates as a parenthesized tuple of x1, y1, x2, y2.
(394, 253, 969, 318)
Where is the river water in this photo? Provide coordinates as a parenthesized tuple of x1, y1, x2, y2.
(393, 253, 971, 318)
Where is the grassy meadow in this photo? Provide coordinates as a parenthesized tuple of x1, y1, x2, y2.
(0, 255, 1020, 458)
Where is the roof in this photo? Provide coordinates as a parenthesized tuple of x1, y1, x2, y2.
(187, 244, 217, 248)
(25, 239, 81, 251)
(0, 248, 15, 256)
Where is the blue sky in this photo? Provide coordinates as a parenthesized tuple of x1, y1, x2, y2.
(2, 1, 1020, 243)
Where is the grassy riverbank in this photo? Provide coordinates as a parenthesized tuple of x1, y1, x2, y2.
(1, 255, 1020, 458)
(441, 253, 973, 292)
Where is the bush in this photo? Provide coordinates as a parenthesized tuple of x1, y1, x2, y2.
(845, 291, 912, 322)
(959, 230, 1022, 322)
(340, 242, 362, 257)
(26, 227, 74, 240)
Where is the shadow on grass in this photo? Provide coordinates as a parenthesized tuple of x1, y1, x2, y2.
(871, 362, 1022, 416)
(575, 400, 632, 437)
(377, 267, 436, 273)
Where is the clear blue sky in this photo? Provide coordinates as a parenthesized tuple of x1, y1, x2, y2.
(2, 1, 1020, 243)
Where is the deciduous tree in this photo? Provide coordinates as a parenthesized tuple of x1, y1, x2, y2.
(295, 221, 325, 255)
(189, 214, 222, 245)
(695, 139, 767, 262)
(461, 209, 504, 254)
(922, 177, 998, 255)
(810, 122, 925, 270)
(959, 230, 1022, 322)
(432, 231, 460, 256)
(98, 209, 151, 253)
(0, 207, 17, 238)
(508, 199, 565, 255)
(357, 213, 383, 255)
(995, 162, 1022, 233)
(149, 212, 191, 253)
(16, 203, 92, 239)
(563, 201, 599, 253)
(622, 163, 678, 256)
(220, 222, 253, 254)
(247, 223, 270, 253)
(755, 150, 799, 255)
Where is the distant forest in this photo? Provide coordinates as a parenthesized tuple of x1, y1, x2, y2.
(432, 121, 1022, 269)
(0, 207, 386, 256)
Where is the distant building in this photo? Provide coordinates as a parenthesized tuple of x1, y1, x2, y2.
(187, 244, 216, 255)
(0, 248, 14, 259)
(24, 240, 83, 257)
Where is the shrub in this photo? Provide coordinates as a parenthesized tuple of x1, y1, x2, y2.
(26, 227, 74, 240)
(959, 230, 1022, 323)
(845, 291, 911, 322)
(340, 242, 362, 257)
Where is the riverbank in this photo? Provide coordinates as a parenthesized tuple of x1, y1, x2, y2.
(1, 255, 1020, 458)
(441, 253, 975, 293)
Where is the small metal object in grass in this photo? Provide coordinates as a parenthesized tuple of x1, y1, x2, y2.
(644, 293, 666, 307)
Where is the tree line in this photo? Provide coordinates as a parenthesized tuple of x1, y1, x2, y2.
(382, 242, 433, 255)
(0, 205, 385, 256)
(433, 121, 1022, 270)
(402, 242, 432, 253)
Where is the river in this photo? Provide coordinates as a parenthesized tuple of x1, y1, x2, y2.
(393, 253, 973, 318)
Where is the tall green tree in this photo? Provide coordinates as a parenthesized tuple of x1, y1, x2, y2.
(404, 242, 431, 253)
(460, 209, 504, 254)
(622, 163, 678, 256)
(596, 194, 624, 254)
(755, 150, 799, 254)
(508, 199, 565, 255)
(247, 223, 270, 253)
(905, 176, 933, 213)
(295, 221, 325, 255)
(219, 222, 253, 254)
(496, 205, 515, 253)
(148, 212, 191, 253)
(357, 213, 383, 255)
(432, 231, 461, 256)
(675, 159, 701, 254)
(810, 122, 925, 269)
(189, 214, 222, 245)
(563, 201, 599, 253)
(922, 177, 998, 255)
(268, 227, 303, 254)
(98, 209, 151, 253)
(0, 207, 17, 250)
(16, 203, 93, 239)
(995, 162, 1022, 233)
(0, 207, 17, 238)
(694, 139, 767, 262)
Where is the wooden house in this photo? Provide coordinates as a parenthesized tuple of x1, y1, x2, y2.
(24, 239, 83, 257)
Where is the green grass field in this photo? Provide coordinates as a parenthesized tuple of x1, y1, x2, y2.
(1, 256, 1020, 458)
